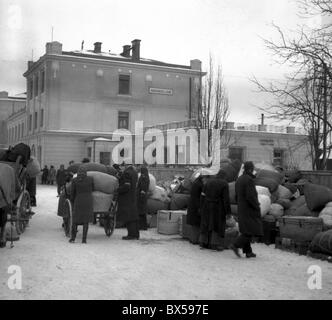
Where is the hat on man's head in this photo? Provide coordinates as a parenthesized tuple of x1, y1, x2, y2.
(244, 161, 254, 172)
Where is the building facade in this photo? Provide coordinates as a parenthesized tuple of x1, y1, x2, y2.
(11, 40, 203, 167)
(0, 91, 26, 148)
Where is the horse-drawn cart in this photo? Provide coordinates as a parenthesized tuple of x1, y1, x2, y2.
(0, 158, 32, 247)
(57, 182, 117, 238)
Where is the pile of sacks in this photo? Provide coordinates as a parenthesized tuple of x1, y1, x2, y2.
(229, 163, 332, 232)
(146, 174, 193, 215)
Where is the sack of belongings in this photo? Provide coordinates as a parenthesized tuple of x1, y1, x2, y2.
(285, 169, 302, 183)
(92, 191, 113, 212)
(68, 162, 108, 174)
(149, 186, 170, 203)
(170, 193, 190, 210)
(319, 205, 332, 229)
(87, 171, 119, 194)
(255, 169, 284, 193)
(269, 203, 284, 218)
(284, 195, 306, 216)
(276, 185, 293, 200)
(26, 156, 41, 178)
(147, 198, 169, 214)
(304, 183, 332, 211)
(309, 229, 332, 255)
(226, 215, 237, 228)
(258, 194, 271, 217)
(275, 198, 292, 210)
(256, 186, 271, 198)
(1, 143, 31, 166)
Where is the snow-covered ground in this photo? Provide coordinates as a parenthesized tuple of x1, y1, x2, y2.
(0, 185, 332, 300)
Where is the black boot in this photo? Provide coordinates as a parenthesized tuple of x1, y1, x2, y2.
(69, 224, 77, 243)
(82, 223, 88, 244)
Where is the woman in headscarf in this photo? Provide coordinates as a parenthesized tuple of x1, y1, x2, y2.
(199, 169, 231, 251)
(117, 165, 139, 240)
(69, 167, 94, 244)
(137, 166, 150, 230)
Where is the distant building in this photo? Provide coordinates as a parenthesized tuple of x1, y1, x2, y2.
(0, 91, 26, 148)
(9, 40, 203, 167)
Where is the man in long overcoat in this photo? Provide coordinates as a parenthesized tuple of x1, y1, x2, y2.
(69, 167, 94, 244)
(231, 161, 263, 258)
(117, 166, 139, 240)
(187, 175, 204, 244)
(199, 169, 231, 251)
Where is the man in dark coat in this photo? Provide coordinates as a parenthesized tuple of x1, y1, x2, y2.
(56, 164, 67, 196)
(117, 165, 139, 240)
(69, 167, 94, 243)
(137, 166, 150, 230)
(41, 165, 49, 185)
(199, 169, 231, 251)
(187, 175, 204, 244)
(231, 161, 263, 258)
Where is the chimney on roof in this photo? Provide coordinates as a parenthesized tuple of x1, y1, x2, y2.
(94, 42, 102, 53)
(0, 91, 8, 98)
(131, 39, 141, 61)
(121, 45, 131, 58)
(46, 41, 62, 55)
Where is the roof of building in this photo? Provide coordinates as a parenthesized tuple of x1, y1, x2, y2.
(61, 49, 192, 70)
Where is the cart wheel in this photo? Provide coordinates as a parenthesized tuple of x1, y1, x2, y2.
(16, 190, 31, 234)
(63, 199, 73, 238)
(104, 201, 117, 237)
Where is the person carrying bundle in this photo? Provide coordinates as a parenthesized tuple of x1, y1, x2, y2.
(69, 167, 94, 244)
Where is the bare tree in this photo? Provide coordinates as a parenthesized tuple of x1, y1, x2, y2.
(252, 0, 332, 170)
(196, 54, 231, 165)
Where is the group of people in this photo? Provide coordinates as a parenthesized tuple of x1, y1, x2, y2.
(187, 161, 263, 258)
(60, 159, 263, 257)
(68, 164, 150, 243)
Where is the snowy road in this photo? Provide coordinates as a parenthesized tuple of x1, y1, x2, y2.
(0, 185, 332, 300)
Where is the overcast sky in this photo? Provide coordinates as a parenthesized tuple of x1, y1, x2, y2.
(0, 0, 321, 124)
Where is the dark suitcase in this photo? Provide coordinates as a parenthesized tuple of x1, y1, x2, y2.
(277, 216, 323, 242)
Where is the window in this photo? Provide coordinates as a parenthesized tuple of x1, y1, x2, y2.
(100, 152, 110, 165)
(119, 74, 130, 95)
(118, 111, 129, 129)
(28, 79, 33, 99)
(34, 74, 39, 97)
(40, 109, 44, 127)
(21, 123, 24, 137)
(34, 111, 38, 130)
(14, 126, 18, 141)
(29, 114, 32, 131)
(273, 149, 284, 167)
(18, 125, 20, 140)
(41, 70, 45, 93)
(229, 147, 244, 162)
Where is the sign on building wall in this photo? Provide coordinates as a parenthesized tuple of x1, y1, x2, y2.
(149, 87, 173, 95)
(260, 139, 274, 146)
